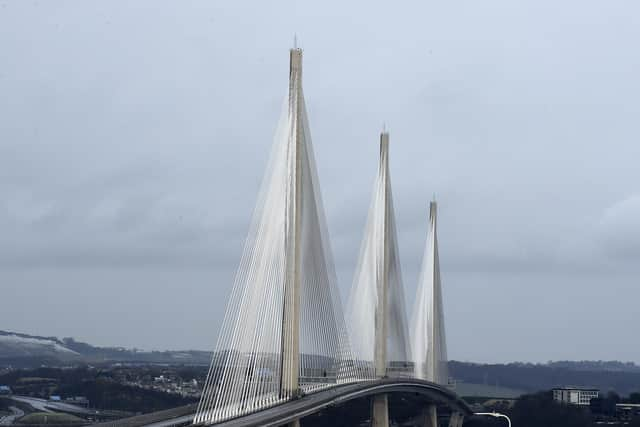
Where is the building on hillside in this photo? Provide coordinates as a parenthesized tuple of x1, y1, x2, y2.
(553, 386, 599, 405)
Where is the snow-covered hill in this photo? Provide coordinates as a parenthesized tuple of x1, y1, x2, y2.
(0, 330, 212, 367)
(0, 330, 81, 362)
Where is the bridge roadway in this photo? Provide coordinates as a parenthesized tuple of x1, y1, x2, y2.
(96, 378, 471, 427)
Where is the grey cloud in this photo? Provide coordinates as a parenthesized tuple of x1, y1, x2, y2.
(598, 195, 640, 260)
(1, 0, 639, 362)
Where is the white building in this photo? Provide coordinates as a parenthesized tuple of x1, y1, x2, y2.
(552, 387, 599, 405)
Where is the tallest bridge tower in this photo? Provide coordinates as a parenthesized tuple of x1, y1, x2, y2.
(194, 48, 357, 425)
(280, 46, 303, 400)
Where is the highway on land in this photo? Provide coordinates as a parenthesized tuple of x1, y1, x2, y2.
(0, 406, 24, 426)
(9, 396, 96, 416)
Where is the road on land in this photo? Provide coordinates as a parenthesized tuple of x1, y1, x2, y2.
(10, 396, 95, 416)
(0, 406, 25, 425)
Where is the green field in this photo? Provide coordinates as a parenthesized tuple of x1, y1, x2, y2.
(17, 412, 86, 425)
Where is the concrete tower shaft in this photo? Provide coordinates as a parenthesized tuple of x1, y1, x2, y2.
(280, 47, 303, 398)
(374, 131, 391, 378)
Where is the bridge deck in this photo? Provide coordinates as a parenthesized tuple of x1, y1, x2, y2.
(210, 378, 471, 427)
(94, 378, 470, 427)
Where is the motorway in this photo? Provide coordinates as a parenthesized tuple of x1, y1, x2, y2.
(0, 395, 102, 425)
(9, 396, 96, 416)
(0, 407, 24, 426)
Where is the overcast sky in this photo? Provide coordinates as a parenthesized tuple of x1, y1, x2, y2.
(1, 0, 639, 363)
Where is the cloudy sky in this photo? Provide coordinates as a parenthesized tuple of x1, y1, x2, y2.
(1, 0, 639, 363)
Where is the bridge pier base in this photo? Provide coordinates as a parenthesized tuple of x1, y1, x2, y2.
(420, 404, 438, 427)
(448, 412, 464, 427)
(371, 394, 389, 427)
(286, 419, 300, 427)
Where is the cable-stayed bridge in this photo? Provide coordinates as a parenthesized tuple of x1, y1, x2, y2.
(103, 47, 466, 427)
(192, 47, 460, 427)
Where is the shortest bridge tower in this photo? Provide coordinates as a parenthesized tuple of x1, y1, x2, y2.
(411, 200, 452, 427)
(411, 200, 448, 385)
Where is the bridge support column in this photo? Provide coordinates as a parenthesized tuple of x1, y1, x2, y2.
(371, 132, 391, 427)
(374, 132, 391, 379)
(286, 419, 301, 427)
(448, 412, 464, 427)
(420, 404, 438, 427)
(371, 394, 389, 427)
(280, 47, 303, 400)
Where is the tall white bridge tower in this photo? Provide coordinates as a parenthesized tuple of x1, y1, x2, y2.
(346, 131, 412, 427)
(411, 200, 450, 427)
(194, 47, 357, 424)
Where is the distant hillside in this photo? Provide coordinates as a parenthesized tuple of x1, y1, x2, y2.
(0, 330, 211, 368)
(547, 360, 640, 373)
(450, 360, 640, 396)
(0, 331, 82, 365)
(3, 330, 639, 396)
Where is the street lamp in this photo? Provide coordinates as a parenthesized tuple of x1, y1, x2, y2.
(474, 412, 512, 427)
